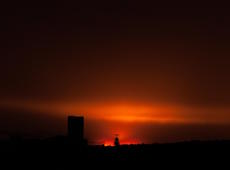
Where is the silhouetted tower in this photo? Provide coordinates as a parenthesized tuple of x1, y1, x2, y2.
(114, 134, 120, 147)
(68, 116, 84, 141)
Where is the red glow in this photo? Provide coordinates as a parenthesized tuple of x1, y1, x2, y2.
(103, 141, 114, 147)
(103, 139, 141, 146)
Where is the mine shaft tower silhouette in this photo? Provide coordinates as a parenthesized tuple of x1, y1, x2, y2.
(68, 116, 84, 142)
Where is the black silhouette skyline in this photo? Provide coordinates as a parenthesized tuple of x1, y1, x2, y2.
(1, 115, 230, 168)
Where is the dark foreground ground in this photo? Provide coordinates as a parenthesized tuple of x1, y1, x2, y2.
(1, 138, 230, 168)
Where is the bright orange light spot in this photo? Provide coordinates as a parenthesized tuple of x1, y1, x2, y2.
(103, 138, 141, 146)
(103, 141, 114, 147)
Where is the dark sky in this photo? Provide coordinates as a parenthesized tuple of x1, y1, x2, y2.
(1, 2, 230, 144)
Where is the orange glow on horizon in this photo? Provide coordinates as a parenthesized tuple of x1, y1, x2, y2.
(101, 137, 141, 146)
(2, 99, 230, 124)
(2, 99, 230, 144)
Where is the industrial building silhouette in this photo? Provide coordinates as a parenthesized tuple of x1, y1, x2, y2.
(68, 116, 84, 142)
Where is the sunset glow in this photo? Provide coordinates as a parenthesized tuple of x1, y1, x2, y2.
(2, 99, 230, 144)
(1, 5, 230, 144)
(5, 100, 230, 124)
(2, 3, 230, 166)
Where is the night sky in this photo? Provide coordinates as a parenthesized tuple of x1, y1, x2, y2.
(1, 2, 230, 144)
